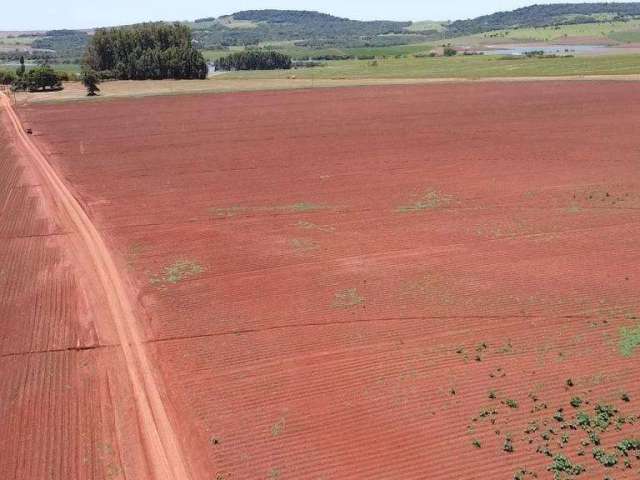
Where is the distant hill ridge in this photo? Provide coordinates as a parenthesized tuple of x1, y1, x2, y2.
(190, 9, 416, 49)
(448, 2, 640, 35)
(196, 9, 408, 27)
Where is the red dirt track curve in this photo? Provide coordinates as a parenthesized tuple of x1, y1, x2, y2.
(3, 82, 640, 479)
(1, 94, 191, 480)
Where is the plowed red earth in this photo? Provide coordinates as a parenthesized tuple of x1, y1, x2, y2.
(5, 81, 640, 479)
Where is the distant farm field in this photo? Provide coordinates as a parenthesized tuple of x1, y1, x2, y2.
(217, 54, 640, 80)
(13, 82, 640, 479)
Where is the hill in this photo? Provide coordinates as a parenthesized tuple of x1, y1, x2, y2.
(448, 2, 640, 36)
(189, 10, 431, 49)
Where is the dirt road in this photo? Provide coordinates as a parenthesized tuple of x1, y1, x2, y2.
(0, 93, 192, 480)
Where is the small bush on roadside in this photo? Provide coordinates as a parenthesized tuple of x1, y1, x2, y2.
(0, 69, 17, 85)
(443, 46, 458, 56)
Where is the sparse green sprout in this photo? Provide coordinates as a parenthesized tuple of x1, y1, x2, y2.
(537, 445, 552, 457)
(472, 439, 482, 449)
(513, 468, 536, 480)
(570, 397, 583, 408)
(592, 447, 618, 467)
(561, 433, 570, 445)
(588, 431, 601, 446)
(479, 407, 497, 418)
(504, 399, 519, 409)
(553, 409, 565, 422)
(533, 402, 548, 412)
(503, 436, 514, 453)
(525, 422, 539, 434)
(566, 378, 574, 388)
(621, 392, 631, 402)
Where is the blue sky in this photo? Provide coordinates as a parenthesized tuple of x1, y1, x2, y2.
(3, 0, 606, 30)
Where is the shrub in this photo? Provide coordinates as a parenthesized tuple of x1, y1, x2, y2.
(0, 69, 17, 85)
(55, 70, 70, 82)
(16, 66, 63, 92)
(443, 47, 458, 56)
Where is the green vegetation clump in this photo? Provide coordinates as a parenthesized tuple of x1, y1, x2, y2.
(576, 411, 591, 428)
(84, 23, 207, 80)
(593, 404, 617, 430)
(592, 448, 618, 467)
(616, 438, 640, 456)
(547, 454, 585, 479)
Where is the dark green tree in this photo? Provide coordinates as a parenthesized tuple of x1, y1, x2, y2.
(81, 68, 100, 96)
(18, 56, 26, 77)
(25, 66, 61, 91)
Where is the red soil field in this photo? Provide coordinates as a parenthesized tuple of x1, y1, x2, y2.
(6, 81, 640, 479)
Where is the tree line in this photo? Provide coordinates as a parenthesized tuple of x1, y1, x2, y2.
(214, 50, 292, 71)
(83, 22, 207, 80)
